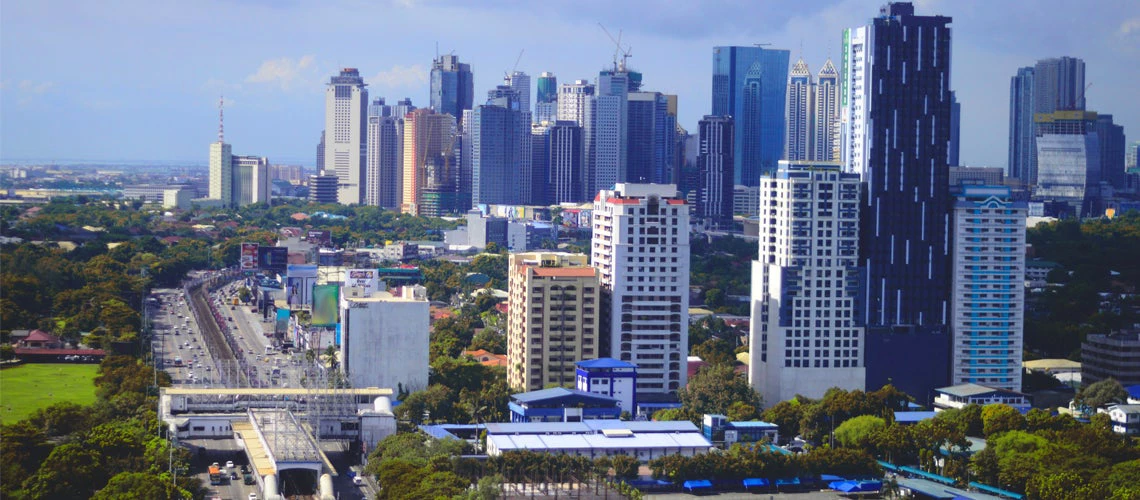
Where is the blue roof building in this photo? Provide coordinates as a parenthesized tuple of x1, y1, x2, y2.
(509, 387, 622, 423)
(576, 358, 637, 413)
(485, 419, 713, 462)
(702, 414, 779, 445)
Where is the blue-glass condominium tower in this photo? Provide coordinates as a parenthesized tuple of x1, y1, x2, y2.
(844, 2, 954, 401)
(712, 46, 790, 186)
(431, 54, 474, 121)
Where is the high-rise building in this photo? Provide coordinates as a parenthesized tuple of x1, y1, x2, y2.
(506, 71, 531, 114)
(558, 80, 596, 197)
(696, 116, 734, 229)
(340, 285, 429, 393)
(1008, 67, 1035, 184)
(845, 2, 954, 399)
(712, 46, 790, 186)
(231, 155, 271, 206)
(471, 86, 533, 206)
(533, 121, 585, 205)
(592, 184, 690, 395)
(209, 141, 233, 205)
(594, 70, 630, 195)
(430, 54, 474, 120)
(1096, 114, 1126, 190)
(627, 91, 673, 185)
(813, 60, 841, 163)
(315, 131, 325, 177)
(785, 59, 812, 162)
(1035, 110, 1101, 218)
(1034, 57, 1086, 114)
(535, 72, 558, 124)
(401, 109, 457, 215)
(749, 162, 864, 403)
(366, 98, 409, 209)
(949, 185, 1026, 391)
(949, 92, 961, 166)
(309, 172, 339, 204)
(507, 252, 602, 392)
(323, 68, 369, 205)
(785, 59, 842, 164)
(532, 122, 551, 206)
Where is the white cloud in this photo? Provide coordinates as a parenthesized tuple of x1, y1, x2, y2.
(368, 64, 429, 89)
(1120, 17, 1140, 36)
(17, 80, 54, 94)
(244, 55, 316, 90)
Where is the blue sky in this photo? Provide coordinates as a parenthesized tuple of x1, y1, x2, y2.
(2, 0, 1137, 169)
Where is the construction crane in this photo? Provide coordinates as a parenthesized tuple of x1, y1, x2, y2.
(504, 49, 525, 82)
(598, 23, 632, 72)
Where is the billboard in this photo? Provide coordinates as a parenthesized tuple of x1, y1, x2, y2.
(287, 264, 319, 278)
(311, 283, 339, 327)
(240, 243, 258, 272)
(275, 308, 290, 334)
(346, 268, 379, 297)
(306, 230, 331, 246)
(258, 246, 288, 273)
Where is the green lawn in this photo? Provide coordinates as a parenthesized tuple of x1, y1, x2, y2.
(0, 363, 99, 423)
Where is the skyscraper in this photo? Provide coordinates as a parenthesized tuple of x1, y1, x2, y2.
(592, 183, 690, 395)
(749, 162, 864, 402)
(1096, 114, 1126, 190)
(366, 98, 409, 209)
(401, 109, 457, 215)
(231, 155, 271, 207)
(547, 121, 585, 204)
(323, 68, 369, 205)
(209, 140, 233, 206)
(627, 91, 672, 184)
(845, 2, 954, 399)
(813, 60, 841, 162)
(535, 72, 558, 124)
(949, 92, 961, 166)
(785, 59, 812, 161)
(558, 80, 595, 197)
(506, 71, 531, 114)
(471, 86, 533, 205)
(1034, 57, 1086, 114)
(1008, 67, 1036, 184)
(431, 54, 474, 120)
(696, 115, 734, 229)
(785, 59, 841, 163)
(950, 185, 1026, 391)
(594, 69, 630, 194)
(712, 46, 790, 186)
(506, 252, 601, 392)
(1035, 110, 1101, 218)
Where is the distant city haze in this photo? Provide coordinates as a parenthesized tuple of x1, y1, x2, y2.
(1, 0, 1136, 169)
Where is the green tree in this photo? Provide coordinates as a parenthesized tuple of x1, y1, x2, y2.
(761, 398, 808, 440)
(611, 455, 640, 481)
(22, 443, 107, 500)
(678, 363, 762, 421)
(834, 415, 886, 448)
(92, 472, 182, 500)
(981, 404, 1025, 437)
(1074, 378, 1128, 410)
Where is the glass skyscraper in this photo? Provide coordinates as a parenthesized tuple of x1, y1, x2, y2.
(711, 46, 790, 186)
(430, 54, 474, 120)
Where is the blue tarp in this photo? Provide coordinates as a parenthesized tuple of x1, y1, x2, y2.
(899, 466, 956, 486)
(683, 480, 712, 492)
(775, 477, 801, 487)
(820, 474, 846, 482)
(742, 478, 769, 488)
(767, 443, 793, 455)
(829, 480, 883, 493)
(877, 460, 900, 472)
(970, 481, 1025, 499)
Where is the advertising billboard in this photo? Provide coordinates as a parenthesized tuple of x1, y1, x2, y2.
(346, 268, 379, 297)
(306, 230, 331, 246)
(258, 246, 288, 273)
(275, 308, 290, 334)
(240, 243, 258, 273)
(286, 264, 319, 278)
(311, 283, 339, 327)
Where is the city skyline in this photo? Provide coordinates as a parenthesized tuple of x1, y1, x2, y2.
(1, 0, 1137, 170)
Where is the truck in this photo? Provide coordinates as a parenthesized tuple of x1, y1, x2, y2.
(208, 465, 225, 485)
(244, 472, 256, 485)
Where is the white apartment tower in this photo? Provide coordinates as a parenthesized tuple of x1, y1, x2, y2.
(231, 155, 271, 206)
(592, 183, 690, 395)
(323, 68, 369, 205)
(950, 185, 1026, 391)
(558, 80, 596, 198)
(593, 71, 629, 195)
(749, 162, 864, 403)
(208, 141, 233, 205)
(785, 59, 840, 162)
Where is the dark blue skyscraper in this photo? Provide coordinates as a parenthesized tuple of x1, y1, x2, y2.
(712, 46, 789, 186)
(1008, 67, 1035, 183)
(471, 86, 532, 206)
(431, 54, 474, 120)
(845, 2, 954, 401)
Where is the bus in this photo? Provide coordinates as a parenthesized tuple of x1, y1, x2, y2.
(173, 357, 183, 367)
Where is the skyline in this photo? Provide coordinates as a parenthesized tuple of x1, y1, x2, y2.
(2, 0, 1137, 169)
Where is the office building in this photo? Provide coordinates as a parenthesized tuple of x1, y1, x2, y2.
(506, 71, 531, 114)
(594, 69, 630, 195)
(1008, 57, 1086, 187)
(309, 172, 339, 204)
(696, 115, 734, 229)
(949, 185, 1026, 391)
(531, 122, 551, 206)
(268, 164, 305, 184)
(576, 358, 637, 412)
(845, 2, 954, 399)
(340, 285, 429, 393)
(712, 46, 790, 186)
(558, 80, 596, 196)
(785, 59, 841, 164)
(545, 121, 586, 204)
(365, 98, 406, 209)
(949, 92, 961, 166)
(1081, 330, 1140, 387)
(535, 72, 558, 124)
(401, 109, 457, 215)
(592, 184, 690, 395)
(1034, 110, 1101, 218)
(323, 68, 369, 205)
(430, 54, 474, 120)
(471, 86, 533, 205)
(748, 162, 864, 403)
(507, 252, 602, 392)
(1008, 67, 1036, 184)
(231, 155, 271, 207)
(785, 59, 812, 162)
(315, 130, 325, 176)
(1034, 57, 1086, 114)
(1096, 114, 1126, 190)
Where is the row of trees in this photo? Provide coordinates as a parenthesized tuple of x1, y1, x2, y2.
(649, 445, 880, 484)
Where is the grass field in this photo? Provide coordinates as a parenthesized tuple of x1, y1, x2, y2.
(0, 363, 99, 423)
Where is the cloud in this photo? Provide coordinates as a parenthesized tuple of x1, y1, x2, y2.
(17, 80, 54, 94)
(368, 64, 429, 89)
(1120, 17, 1140, 36)
(203, 77, 244, 93)
(244, 55, 316, 90)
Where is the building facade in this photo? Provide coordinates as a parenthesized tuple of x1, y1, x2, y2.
(309, 173, 338, 204)
(401, 109, 457, 215)
(748, 163, 864, 403)
(507, 252, 602, 392)
(209, 141, 233, 205)
(506, 71, 531, 114)
(339, 286, 430, 393)
(592, 184, 690, 395)
(712, 46, 790, 186)
(576, 358, 637, 412)
(558, 80, 596, 197)
(593, 70, 630, 196)
(365, 98, 411, 209)
(323, 68, 369, 205)
(471, 87, 533, 206)
(1008, 67, 1036, 184)
(1034, 110, 1101, 218)
(1081, 331, 1140, 387)
(535, 72, 558, 124)
(696, 115, 734, 229)
(949, 185, 1026, 391)
(845, 2, 954, 400)
(430, 54, 474, 120)
(231, 155, 271, 207)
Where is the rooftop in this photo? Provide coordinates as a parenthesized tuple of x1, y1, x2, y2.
(511, 387, 619, 405)
(576, 358, 636, 370)
(936, 383, 1028, 399)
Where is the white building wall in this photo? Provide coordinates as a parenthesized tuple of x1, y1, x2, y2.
(340, 293, 429, 392)
(209, 142, 233, 206)
(592, 184, 690, 394)
(325, 73, 368, 205)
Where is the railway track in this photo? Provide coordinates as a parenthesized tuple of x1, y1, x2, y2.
(187, 282, 246, 385)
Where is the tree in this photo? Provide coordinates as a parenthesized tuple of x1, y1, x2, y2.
(834, 415, 886, 448)
(22, 443, 107, 500)
(29, 401, 91, 437)
(678, 364, 762, 420)
(981, 404, 1025, 437)
(761, 398, 808, 440)
(1074, 378, 1128, 410)
(92, 472, 182, 500)
(690, 337, 736, 366)
(611, 455, 640, 481)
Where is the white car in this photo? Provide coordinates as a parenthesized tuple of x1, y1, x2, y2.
(226, 460, 235, 469)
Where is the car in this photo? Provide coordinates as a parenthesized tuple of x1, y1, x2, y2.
(230, 472, 239, 480)
(249, 493, 258, 500)
(353, 476, 364, 486)
(226, 461, 234, 469)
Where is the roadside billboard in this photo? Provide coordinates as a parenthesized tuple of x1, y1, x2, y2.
(306, 230, 331, 246)
(311, 283, 339, 327)
(258, 246, 288, 273)
(346, 268, 379, 297)
(240, 243, 258, 273)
